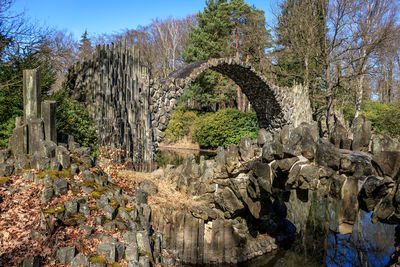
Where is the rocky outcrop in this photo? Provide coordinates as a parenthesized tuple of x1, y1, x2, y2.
(0, 143, 173, 266)
(144, 119, 400, 265)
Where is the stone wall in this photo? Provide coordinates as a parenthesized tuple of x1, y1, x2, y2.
(66, 42, 154, 171)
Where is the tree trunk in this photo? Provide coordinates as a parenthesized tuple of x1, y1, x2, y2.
(354, 74, 364, 118)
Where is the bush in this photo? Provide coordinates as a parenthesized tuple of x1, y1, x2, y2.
(48, 90, 98, 152)
(343, 101, 400, 138)
(193, 108, 259, 148)
(164, 107, 199, 143)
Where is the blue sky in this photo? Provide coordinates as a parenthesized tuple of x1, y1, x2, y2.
(11, 0, 275, 40)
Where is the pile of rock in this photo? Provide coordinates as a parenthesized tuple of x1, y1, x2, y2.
(149, 118, 400, 264)
(1, 141, 173, 266)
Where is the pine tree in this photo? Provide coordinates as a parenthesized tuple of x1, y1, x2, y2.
(78, 30, 92, 59)
(181, 0, 271, 111)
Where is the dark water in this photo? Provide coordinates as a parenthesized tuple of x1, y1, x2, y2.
(159, 150, 396, 267)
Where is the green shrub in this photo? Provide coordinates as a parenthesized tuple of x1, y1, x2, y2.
(193, 108, 259, 148)
(48, 90, 98, 152)
(343, 101, 400, 138)
(164, 106, 199, 143)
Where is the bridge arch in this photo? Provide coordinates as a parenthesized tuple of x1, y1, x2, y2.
(150, 58, 311, 144)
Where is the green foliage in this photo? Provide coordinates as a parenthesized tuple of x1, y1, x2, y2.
(48, 89, 98, 152)
(164, 106, 199, 142)
(193, 108, 259, 148)
(183, 0, 233, 63)
(343, 101, 400, 137)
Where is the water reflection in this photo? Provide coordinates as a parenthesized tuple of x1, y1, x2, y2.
(247, 191, 395, 267)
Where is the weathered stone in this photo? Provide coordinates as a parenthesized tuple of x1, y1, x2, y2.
(136, 231, 152, 254)
(53, 178, 68, 195)
(351, 115, 372, 151)
(190, 205, 217, 220)
(50, 159, 61, 171)
(339, 177, 358, 234)
(225, 144, 239, 173)
(123, 231, 137, 245)
(239, 136, 255, 161)
(96, 242, 125, 263)
(371, 135, 382, 154)
(215, 146, 226, 172)
(251, 161, 273, 193)
(381, 134, 400, 152)
(71, 253, 88, 267)
(0, 163, 13, 177)
(283, 123, 317, 159)
(56, 246, 76, 264)
(275, 157, 299, 172)
(23, 172, 35, 181)
(28, 118, 45, 155)
(23, 69, 41, 121)
(71, 164, 79, 175)
(214, 187, 245, 217)
(125, 242, 139, 261)
(0, 149, 10, 164)
(139, 179, 158, 195)
(41, 100, 57, 142)
(79, 204, 91, 216)
(30, 153, 50, 171)
(359, 176, 395, 212)
(31, 229, 45, 240)
(372, 151, 400, 179)
(9, 124, 28, 155)
(135, 189, 148, 205)
(39, 140, 57, 158)
(139, 255, 151, 267)
(262, 139, 284, 162)
(56, 146, 71, 169)
(65, 200, 78, 215)
(257, 128, 273, 146)
(95, 215, 106, 225)
(81, 225, 93, 236)
(74, 146, 91, 156)
(40, 188, 54, 203)
(103, 204, 117, 220)
(15, 154, 30, 169)
(22, 256, 41, 267)
(330, 121, 350, 149)
(82, 170, 93, 181)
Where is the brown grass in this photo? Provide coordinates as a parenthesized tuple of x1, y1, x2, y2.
(116, 169, 206, 210)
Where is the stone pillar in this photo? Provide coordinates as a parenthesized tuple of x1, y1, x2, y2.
(9, 122, 28, 155)
(41, 100, 57, 142)
(23, 69, 41, 121)
(28, 118, 44, 155)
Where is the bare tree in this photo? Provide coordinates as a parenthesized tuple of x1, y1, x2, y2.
(347, 0, 399, 118)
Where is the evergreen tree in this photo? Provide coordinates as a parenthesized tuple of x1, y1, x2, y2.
(78, 30, 92, 59)
(181, 0, 271, 111)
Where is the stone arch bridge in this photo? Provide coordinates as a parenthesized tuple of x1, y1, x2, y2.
(66, 42, 312, 170)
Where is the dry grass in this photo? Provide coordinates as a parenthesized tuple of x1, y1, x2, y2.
(114, 169, 206, 211)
